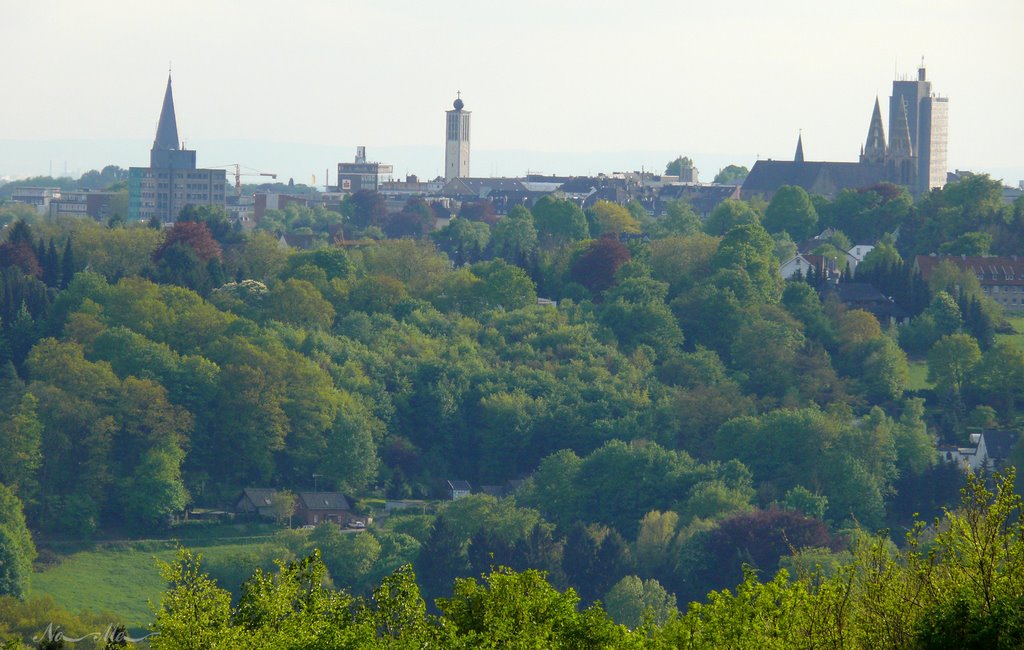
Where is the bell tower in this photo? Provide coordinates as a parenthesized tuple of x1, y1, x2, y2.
(444, 93, 471, 180)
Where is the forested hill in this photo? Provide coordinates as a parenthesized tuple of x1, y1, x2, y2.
(0, 173, 1022, 642)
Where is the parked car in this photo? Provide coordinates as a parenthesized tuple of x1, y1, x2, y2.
(345, 520, 366, 529)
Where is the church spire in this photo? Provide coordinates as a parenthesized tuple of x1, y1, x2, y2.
(794, 132, 804, 163)
(862, 97, 887, 163)
(153, 74, 180, 152)
(890, 97, 913, 157)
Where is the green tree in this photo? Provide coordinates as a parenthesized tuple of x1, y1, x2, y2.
(470, 259, 538, 311)
(587, 200, 640, 236)
(0, 393, 42, 498)
(604, 575, 678, 629)
(151, 549, 237, 650)
(415, 515, 469, 600)
(974, 341, 1024, 421)
(531, 196, 589, 247)
(654, 200, 702, 237)
(860, 336, 910, 402)
(665, 156, 694, 176)
(0, 484, 35, 599)
(713, 164, 749, 185)
(782, 485, 828, 519)
(439, 566, 631, 647)
(120, 447, 189, 530)
(928, 333, 981, 397)
(262, 279, 335, 330)
(490, 206, 538, 267)
(711, 222, 781, 304)
(703, 199, 760, 236)
(431, 217, 490, 266)
(634, 510, 680, 578)
(764, 185, 819, 240)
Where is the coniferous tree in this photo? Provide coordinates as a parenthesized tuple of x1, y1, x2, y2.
(59, 239, 75, 289)
(43, 239, 60, 288)
(416, 515, 469, 601)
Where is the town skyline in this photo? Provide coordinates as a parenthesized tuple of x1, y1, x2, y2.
(2, 0, 1022, 184)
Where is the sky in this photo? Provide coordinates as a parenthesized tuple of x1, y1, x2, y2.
(1, 0, 1022, 185)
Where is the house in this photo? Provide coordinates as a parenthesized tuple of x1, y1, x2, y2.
(446, 480, 472, 500)
(235, 488, 281, 519)
(938, 430, 1019, 473)
(842, 244, 875, 278)
(780, 254, 838, 281)
(915, 254, 1024, 312)
(655, 184, 740, 219)
(819, 282, 910, 326)
(295, 491, 353, 526)
(277, 233, 318, 250)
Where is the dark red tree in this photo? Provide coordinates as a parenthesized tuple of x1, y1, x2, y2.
(0, 243, 42, 278)
(154, 220, 222, 263)
(568, 235, 630, 297)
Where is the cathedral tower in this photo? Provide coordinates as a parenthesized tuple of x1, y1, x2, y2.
(861, 97, 887, 164)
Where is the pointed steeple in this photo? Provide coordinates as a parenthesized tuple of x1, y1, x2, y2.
(862, 97, 887, 163)
(794, 133, 805, 163)
(890, 97, 913, 157)
(153, 74, 180, 151)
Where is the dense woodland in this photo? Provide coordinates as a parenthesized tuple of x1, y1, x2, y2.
(0, 172, 1023, 644)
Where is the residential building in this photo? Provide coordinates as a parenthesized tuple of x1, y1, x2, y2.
(938, 430, 1019, 473)
(818, 282, 910, 326)
(446, 480, 472, 500)
(128, 74, 226, 222)
(295, 491, 353, 526)
(235, 488, 282, 519)
(915, 254, 1024, 312)
(445, 94, 471, 180)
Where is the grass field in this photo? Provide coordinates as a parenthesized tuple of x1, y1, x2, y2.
(907, 360, 932, 391)
(30, 536, 279, 633)
(996, 316, 1024, 352)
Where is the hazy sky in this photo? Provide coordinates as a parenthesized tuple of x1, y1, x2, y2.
(2, 0, 1022, 183)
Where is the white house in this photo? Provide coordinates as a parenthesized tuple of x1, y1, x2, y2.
(938, 430, 1019, 473)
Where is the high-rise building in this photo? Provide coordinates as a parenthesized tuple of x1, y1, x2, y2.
(129, 75, 226, 222)
(444, 93, 471, 180)
(337, 146, 393, 192)
(888, 65, 948, 195)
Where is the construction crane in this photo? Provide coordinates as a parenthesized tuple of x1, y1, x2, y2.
(212, 164, 278, 196)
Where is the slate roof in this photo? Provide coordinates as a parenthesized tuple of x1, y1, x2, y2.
(915, 255, 1024, 287)
(558, 177, 603, 193)
(297, 492, 352, 511)
(657, 184, 739, 216)
(480, 485, 505, 497)
(741, 160, 886, 199)
(583, 186, 628, 208)
(447, 480, 472, 492)
(240, 488, 278, 508)
(279, 233, 318, 249)
(826, 282, 893, 303)
(820, 282, 909, 320)
(441, 178, 526, 198)
(153, 75, 180, 151)
(981, 430, 1019, 460)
